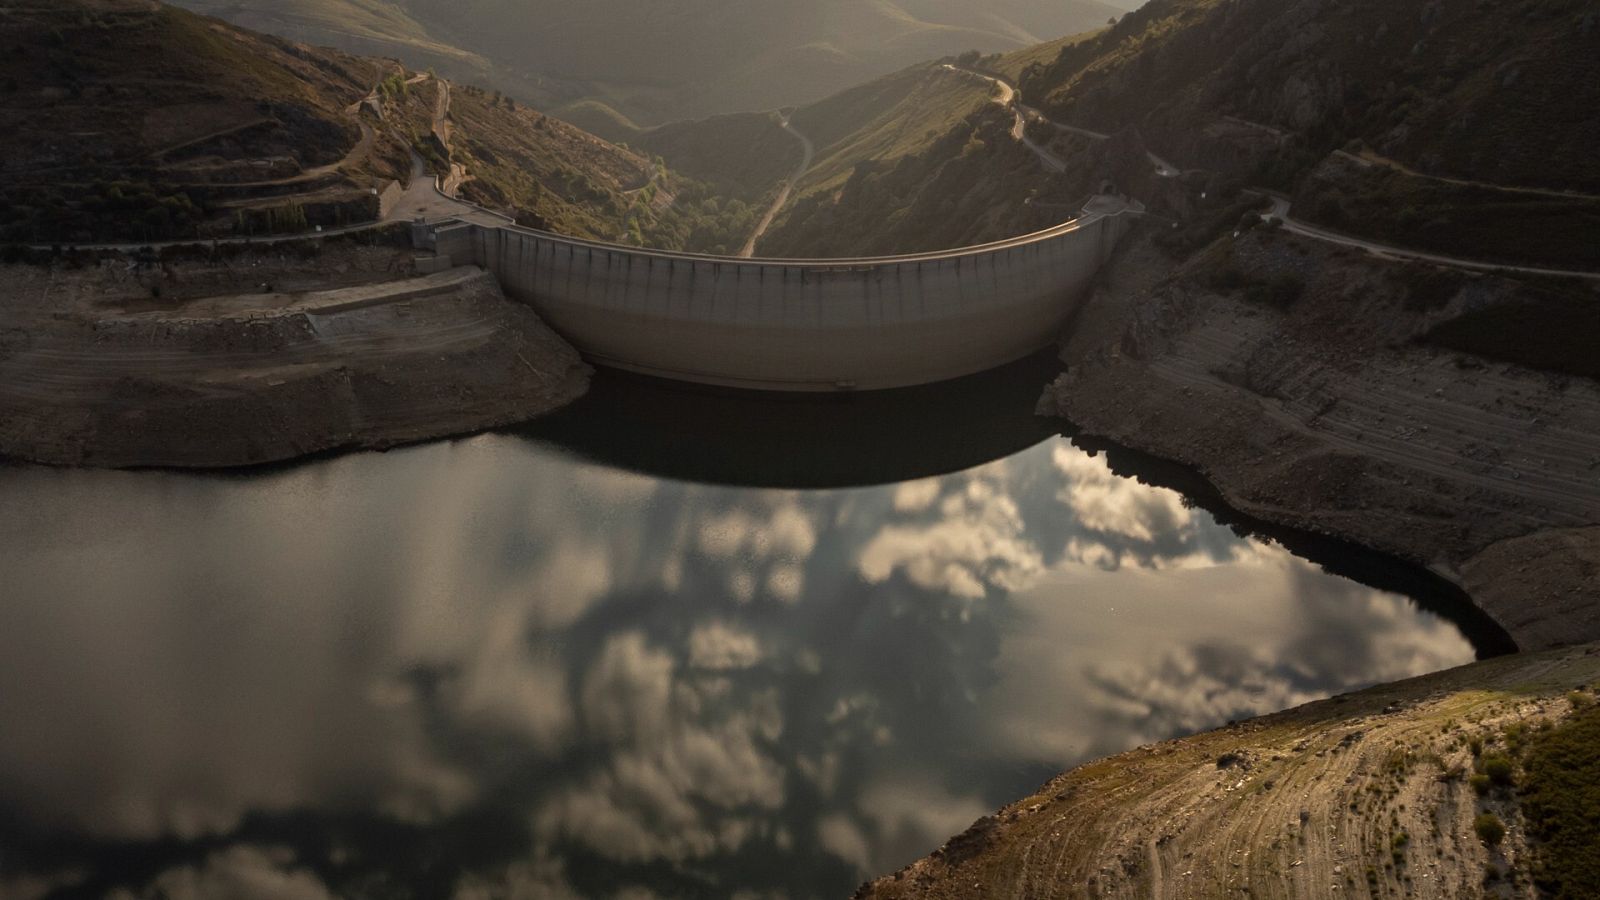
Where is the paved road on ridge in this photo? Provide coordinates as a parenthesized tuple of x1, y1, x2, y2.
(1262, 196, 1600, 281)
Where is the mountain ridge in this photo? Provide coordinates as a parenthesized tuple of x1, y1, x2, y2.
(168, 0, 1128, 123)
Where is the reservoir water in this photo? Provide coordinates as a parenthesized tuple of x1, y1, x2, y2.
(0, 359, 1495, 899)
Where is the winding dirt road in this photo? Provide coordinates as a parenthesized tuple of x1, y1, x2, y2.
(945, 65, 1066, 173)
(944, 65, 1179, 177)
(737, 114, 815, 258)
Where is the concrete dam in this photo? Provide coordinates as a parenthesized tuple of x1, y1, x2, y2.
(423, 195, 1140, 391)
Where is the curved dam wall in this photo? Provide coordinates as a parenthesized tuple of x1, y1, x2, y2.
(428, 198, 1137, 391)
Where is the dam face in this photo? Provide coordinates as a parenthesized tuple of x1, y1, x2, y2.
(426, 197, 1137, 391)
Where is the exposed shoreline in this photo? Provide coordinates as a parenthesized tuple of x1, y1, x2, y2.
(854, 223, 1600, 897)
(4, 228, 1596, 897)
(1042, 227, 1600, 654)
(0, 252, 590, 470)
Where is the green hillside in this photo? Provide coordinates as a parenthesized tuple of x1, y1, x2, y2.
(790, 61, 995, 197)
(580, 59, 998, 246)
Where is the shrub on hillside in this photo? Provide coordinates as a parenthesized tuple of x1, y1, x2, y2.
(1520, 705, 1600, 898)
(1482, 754, 1516, 787)
(1474, 813, 1505, 846)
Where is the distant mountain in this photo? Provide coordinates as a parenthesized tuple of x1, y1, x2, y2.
(587, 60, 994, 206)
(166, 0, 487, 69)
(169, 0, 1127, 123)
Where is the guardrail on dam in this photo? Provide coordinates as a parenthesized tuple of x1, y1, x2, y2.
(421, 195, 1140, 391)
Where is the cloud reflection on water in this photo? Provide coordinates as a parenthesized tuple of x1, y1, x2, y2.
(0, 435, 1473, 898)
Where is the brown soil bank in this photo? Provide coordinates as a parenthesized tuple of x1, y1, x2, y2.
(0, 264, 588, 468)
(1043, 227, 1600, 653)
(859, 643, 1600, 900)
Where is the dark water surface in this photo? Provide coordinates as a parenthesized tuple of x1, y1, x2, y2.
(0, 361, 1489, 899)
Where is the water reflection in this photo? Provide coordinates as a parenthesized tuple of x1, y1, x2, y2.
(0, 436, 1474, 899)
(513, 353, 1064, 490)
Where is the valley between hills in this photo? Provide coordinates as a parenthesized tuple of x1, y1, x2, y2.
(1, 0, 1598, 897)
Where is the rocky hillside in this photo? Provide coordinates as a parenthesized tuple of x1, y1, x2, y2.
(758, 105, 1068, 258)
(436, 85, 755, 252)
(1018, 0, 1600, 193)
(762, 0, 1600, 260)
(1047, 222, 1600, 647)
(0, 0, 748, 248)
(861, 643, 1600, 899)
(0, 0, 402, 243)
